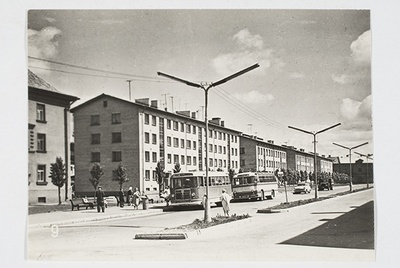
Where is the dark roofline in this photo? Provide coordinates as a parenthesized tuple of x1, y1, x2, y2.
(70, 93, 242, 134)
(240, 134, 288, 151)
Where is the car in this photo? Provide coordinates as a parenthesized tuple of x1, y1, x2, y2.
(293, 182, 312, 194)
(318, 179, 334, 191)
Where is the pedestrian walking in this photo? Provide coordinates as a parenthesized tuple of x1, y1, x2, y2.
(132, 187, 141, 210)
(119, 188, 125, 208)
(127, 187, 133, 206)
(163, 186, 171, 206)
(220, 189, 231, 217)
(95, 186, 105, 213)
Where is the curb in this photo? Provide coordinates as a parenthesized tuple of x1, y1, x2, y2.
(135, 233, 187, 240)
(29, 209, 164, 228)
(257, 208, 289, 214)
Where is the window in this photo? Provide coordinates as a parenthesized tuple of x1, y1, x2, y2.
(103, 101, 107, 107)
(112, 132, 121, 143)
(91, 115, 100, 126)
(232, 148, 234, 155)
(193, 141, 197, 150)
(214, 131, 217, 139)
(167, 119, 171, 129)
(240, 148, 246, 155)
(235, 136, 237, 143)
(145, 132, 149, 143)
(174, 154, 179, 164)
(145, 170, 150, 181)
(153, 171, 157, 181)
(36, 103, 46, 122)
(167, 154, 172, 164)
(187, 156, 191, 165)
(209, 158, 213, 167)
(173, 138, 179, 147)
(181, 139, 184, 149)
(193, 157, 197, 166)
(173, 121, 178, 131)
(218, 146, 222, 154)
(224, 147, 226, 154)
(181, 123, 185, 132)
(219, 159, 222, 167)
(241, 160, 246, 167)
(214, 145, 217, 153)
(91, 152, 100, 162)
(37, 165, 46, 184)
(152, 115, 157, 126)
(152, 134, 157, 144)
(209, 144, 213, 152)
(186, 140, 191, 149)
(91, 133, 101, 144)
(181, 155, 185, 165)
(111, 113, 121, 124)
(209, 131, 212, 138)
(218, 132, 222, 140)
(112, 151, 122, 162)
(224, 160, 226, 167)
(193, 126, 196, 134)
(223, 133, 226, 141)
(37, 133, 46, 152)
(144, 114, 149, 124)
(235, 161, 238, 168)
(235, 148, 238, 156)
(215, 159, 217, 167)
(187, 124, 191, 133)
(167, 136, 171, 147)
(152, 152, 157, 163)
(145, 151, 150, 162)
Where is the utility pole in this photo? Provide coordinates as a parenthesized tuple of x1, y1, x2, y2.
(333, 142, 368, 191)
(158, 63, 259, 223)
(289, 123, 341, 199)
(126, 80, 133, 101)
(354, 152, 373, 189)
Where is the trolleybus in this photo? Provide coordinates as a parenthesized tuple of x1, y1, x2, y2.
(169, 171, 232, 206)
(232, 172, 278, 201)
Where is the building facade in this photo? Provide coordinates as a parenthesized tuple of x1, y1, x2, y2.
(284, 146, 333, 174)
(71, 94, 241, 197)
(239, 134, 287, 173)
(28, 70, 79, 204)
(333, 159, 373, 184)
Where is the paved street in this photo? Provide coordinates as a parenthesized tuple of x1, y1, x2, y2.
(28, 185, 374, 261)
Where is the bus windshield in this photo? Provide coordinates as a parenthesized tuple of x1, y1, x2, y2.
(234, 176, 256, 185)
(171, 177, 198, 189)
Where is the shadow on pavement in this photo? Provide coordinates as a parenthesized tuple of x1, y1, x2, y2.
(280, 201, 374, 249)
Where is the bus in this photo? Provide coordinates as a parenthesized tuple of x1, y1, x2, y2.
(232, 172, 278, 201)
(169, 172, 232, 206)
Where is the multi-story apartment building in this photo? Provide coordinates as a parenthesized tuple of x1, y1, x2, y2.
(71, 94, 241, 197)
(239, 134, 287, 173)
(285, 146, 333, 174)
(28, 70, 79, 204)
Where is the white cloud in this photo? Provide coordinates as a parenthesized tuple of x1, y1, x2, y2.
(340, 94, 372, 131)
(232, 90, 275, 104)
(332, 74, 349, 85)
(289, 72, 305, 79)
(28, 27, 62, 74)
(350, 30, 371, 65)
(212, 29, 282, 76)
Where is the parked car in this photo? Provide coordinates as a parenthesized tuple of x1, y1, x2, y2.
(293, 182, 312, 194)
(318, 179, 334, 191)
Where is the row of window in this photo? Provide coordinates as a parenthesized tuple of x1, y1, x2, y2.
(91, 151, 122, 162)
(90, 113, 121, 126)
(257, 147, 286, 159)
(91, 132, 122, 144)
(166, 154, 197, 166)
(257, 159, 284, 168)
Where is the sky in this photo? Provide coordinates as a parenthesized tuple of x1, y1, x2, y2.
(27, 9, 372, 162)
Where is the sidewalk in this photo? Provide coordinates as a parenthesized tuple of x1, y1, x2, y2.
(28, 203, 165, 228)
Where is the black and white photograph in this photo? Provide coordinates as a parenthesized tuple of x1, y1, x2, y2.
(1, 1, 400, 267)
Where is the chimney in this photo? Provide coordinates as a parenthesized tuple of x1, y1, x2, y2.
(221, 120, 225, 127)
(300, 148, 305, 152)
(209, 117, 221, 125)
(176, 110, 191, 117)
(267, 140, 274, 144)
(150, 100, 158, 108)
(135, 98, 149, 106)
(191, 112, 196, 119)
(322, 155, 325, 158)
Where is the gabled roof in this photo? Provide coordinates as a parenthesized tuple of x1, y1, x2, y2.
(28, 70, 59, 92)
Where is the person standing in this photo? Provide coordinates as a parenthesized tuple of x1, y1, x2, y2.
(127, 187, 133, 206)
(132, 187, 141, 210)
(163, 186, 171, 206)
(119, 188, 125, 208)
(95, 186, 105, 213)
(220, 189, 231, 217)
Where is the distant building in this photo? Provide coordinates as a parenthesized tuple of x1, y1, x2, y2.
(28, 70, 79, 204)
(239, 134, 287, 173)
(71, 94, 241, 197)
(333, 159, 374, 184)
(284, 146, 333, 174)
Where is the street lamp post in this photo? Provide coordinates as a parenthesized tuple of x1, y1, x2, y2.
(354, 152, 373, 189)
(288, 123, 341, 199)
(333, 142, 368, 192)
(157, 63, 259, 222)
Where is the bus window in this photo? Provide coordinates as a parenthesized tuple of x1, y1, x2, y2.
(182, 177, 198, 188)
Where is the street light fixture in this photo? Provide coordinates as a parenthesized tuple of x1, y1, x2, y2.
(288, 123, 341, 199)
(157, 63, 260, 222)
(333, 142, 368, 191)
(354, 152, 373, 189)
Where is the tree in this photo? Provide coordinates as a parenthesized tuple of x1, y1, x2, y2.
(112, 163, 130, 190)
(49, 157, 66, 205)
(155, 162, 165, 194)
(228, 169, 236, 185)
(173, 163, 181, 173)
(89, 163, 104, 196)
